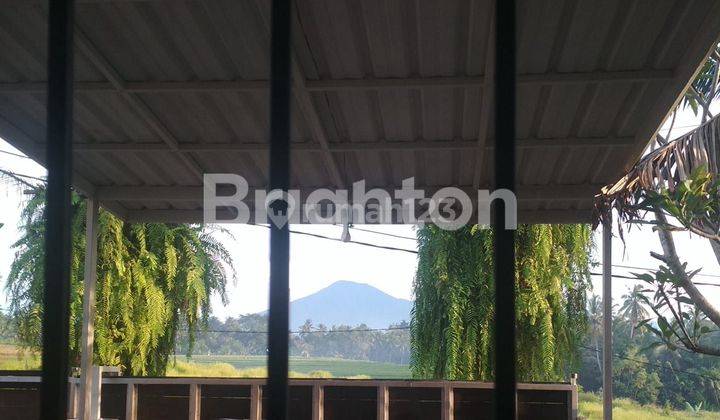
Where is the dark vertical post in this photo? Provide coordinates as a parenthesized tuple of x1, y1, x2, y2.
(41, 0, 74, 419)
(602, 217, 613, 420)
(267, 0, 292, 420)
(493, 0, 517, 418)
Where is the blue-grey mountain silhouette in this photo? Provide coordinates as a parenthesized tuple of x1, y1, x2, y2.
(262, 281, 412, 330)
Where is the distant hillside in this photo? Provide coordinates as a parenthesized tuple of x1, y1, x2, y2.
(272, 281, 412, 330)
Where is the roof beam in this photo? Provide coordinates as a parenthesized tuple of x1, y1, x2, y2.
(73, 28, 205, 181)
(0, 114, 95, 196)
(123, 208, 592, 225)
(68, 136, 633, 153)
(628, 2, 720, 170)
(0, 114, 128, 219)
(95, 183, 603, 202)
(262, 1, 345, 188)
(472, 5, 496, 191)
(290, 61, 345, 188)
(0, 70, 674, 93)
(306, 70, 673, 91)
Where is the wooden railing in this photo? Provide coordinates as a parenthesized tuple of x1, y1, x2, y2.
(0, 375, 578, 420)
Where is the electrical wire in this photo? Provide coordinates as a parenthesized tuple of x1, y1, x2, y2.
(612, 263, 720, 279)
(0, 168, 46, 183)
(579, 344, 720, 382)
(186, 326, 411, 335)
(339, 226, 720, 279)
(664, 123, 707, 131)
(0, 169, 41, 189)
(589, 271, 720, 287)
(0, 149, 31, 159)
(347, 226, 416, 241)
(248, 224, 418, 254)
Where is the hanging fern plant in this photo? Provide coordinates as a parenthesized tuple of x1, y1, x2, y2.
(410, 224, 592, 381)
(5, 188, 235, 375)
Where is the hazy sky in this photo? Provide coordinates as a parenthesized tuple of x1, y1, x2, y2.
(1, 104, 719, 320)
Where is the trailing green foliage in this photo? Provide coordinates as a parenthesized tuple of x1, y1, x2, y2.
(410, 224, 592, 381)
(5, 188, 234, 375)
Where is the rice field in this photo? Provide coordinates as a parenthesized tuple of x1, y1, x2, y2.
(173, 354, 411, 379)
(0, 344, 411, 378)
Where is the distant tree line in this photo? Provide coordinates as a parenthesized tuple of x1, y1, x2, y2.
(174, 314, 410, 365)
(580, 292, 720, 410)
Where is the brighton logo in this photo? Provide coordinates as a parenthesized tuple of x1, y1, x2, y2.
(203, 174, 517, 230)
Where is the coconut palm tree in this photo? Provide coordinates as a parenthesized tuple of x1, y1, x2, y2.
(587, 294, 603, 375)
(619, 285, 650, 340)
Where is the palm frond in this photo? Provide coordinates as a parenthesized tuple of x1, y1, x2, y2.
(594, 113, 720, 228)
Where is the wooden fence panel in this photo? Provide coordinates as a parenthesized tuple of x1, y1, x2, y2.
(389, 387, 441, 420)
(101, 383, 128, 420)
(454, 388, 493, 420)
(517, 389, 569, 420)
(324, 386, 377, 420)
(200, 385, 252, 420)
(261, 385, 313, 420)
(0, 381, 40, 420)
(0, 376, 578, 420)
(137, 384, 189, 420)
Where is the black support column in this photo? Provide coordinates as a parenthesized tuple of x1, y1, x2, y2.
(493, 0, 517, 418)
(266, 1, 292, 419)
(41, 0, 75, 419)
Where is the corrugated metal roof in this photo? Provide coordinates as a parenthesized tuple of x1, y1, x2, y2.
(1, 0, 719, 223)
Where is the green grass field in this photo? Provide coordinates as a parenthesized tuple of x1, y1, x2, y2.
(579, 392, 720, 419)
(174, 354, 411, 379)
(0, 344, 40, 370)
(0, 344, 410, 378)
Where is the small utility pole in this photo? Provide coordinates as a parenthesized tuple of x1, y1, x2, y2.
(602, 216, 613, 420)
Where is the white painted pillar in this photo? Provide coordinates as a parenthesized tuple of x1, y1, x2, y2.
(125, 383, 138, 420)
(312, 384, 324, 420)
(441, 384, 454, 420)
(67, 380, 78, 419)
(376, 385, 389, 420)
(189, 383, 201, 420)
(250, 384, 262, 420)
(602, 217, 613, 420)
(89, 366, 102, 420)
(79, 198, 99, 420)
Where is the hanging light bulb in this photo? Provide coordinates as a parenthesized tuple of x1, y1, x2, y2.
(340, 207, 351, 242)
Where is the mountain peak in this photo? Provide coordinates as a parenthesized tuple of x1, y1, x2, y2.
(287, 281, 412, 329)
(323, 280, 389, 292)
(326, 279, 365, 287)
